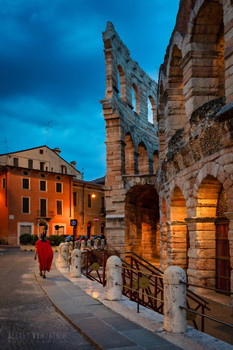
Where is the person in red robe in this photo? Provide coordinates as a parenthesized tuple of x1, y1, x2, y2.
(34, 231, 53, 278)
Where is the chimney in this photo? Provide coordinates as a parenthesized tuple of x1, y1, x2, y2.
(53, 148, 61, 155)
(70, 161, 76, 168)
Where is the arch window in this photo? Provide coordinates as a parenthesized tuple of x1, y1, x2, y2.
(166, 45, 186, 142)
(147, 96, 157, 125)
(117, 65, 126, 100)
(170, 187, 188, 269)
(132, 83, 140, 114)
(187, 1, 225, 110)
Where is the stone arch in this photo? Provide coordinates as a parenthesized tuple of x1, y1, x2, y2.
(132, 82, 140, 114)
(184, 0, 225, 113)
(195, 175, 231, 290)
(137, 141, 149, 175)
(125, 184, 160, 263)
(148, 95, 157, 125)
(160, 198, 168, 270)
(157, 81, 166, 160)
(124, 132, 136, 175)
(87, 221, 92, 238)
(117, 65, 126, 101)
(152, 150, 159, 174)
(169, 186, 188, 269)
(165, 45, 186, 143)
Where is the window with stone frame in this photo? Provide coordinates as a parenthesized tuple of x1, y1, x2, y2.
(40, 180, 47, 191)
(56, 200, 62, 215)
(22, 197, 30, 214)
(88, 194, 91, 208)
(22, 178, 29, 190)
(13, 157, 18, 167)
(28, 159, 33, 169)
(56, 182, 62, 193)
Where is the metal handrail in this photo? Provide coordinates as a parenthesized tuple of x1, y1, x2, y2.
(115, 282, 164, 303)
(180, 306, 233, 328)
(115, 264, 164, 279)
(180, 281, 233, 295)
(124, 251, 163, 274)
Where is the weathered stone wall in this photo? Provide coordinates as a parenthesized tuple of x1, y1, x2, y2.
(158, 0, 233, 295)
(101, 22, 158, 257)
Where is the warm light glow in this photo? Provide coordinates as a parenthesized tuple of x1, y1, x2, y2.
(91, 194, 96, 198)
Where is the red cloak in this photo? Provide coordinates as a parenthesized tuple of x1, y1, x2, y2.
(36, 239, 53, 272)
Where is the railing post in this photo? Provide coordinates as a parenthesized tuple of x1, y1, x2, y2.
(164, 266, 187, 333)
(70, 249, 82, 278)
(103, 252, 106, 286)
(106, 256, 122, 301)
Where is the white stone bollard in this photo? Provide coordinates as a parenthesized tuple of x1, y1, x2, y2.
(93, 239, 98, 250)
(70, 249, 82, 278)
(69, 241, 73, 254)
(106, 255, 122, 301)
(163, 266, 187, 333)
(101, 239, 105, 249)
(60, 244, 69, 268)
(87, 239, 92, 249)
(80, 240, 86, 251)
(56, 242, 65, 265)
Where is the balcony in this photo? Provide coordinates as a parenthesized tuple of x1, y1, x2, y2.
(36, 210, 54, 221)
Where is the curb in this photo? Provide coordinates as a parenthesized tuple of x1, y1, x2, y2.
(34, 269, 102, 350)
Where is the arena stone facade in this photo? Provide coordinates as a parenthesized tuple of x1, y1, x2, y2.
(102, 0, 233, 299)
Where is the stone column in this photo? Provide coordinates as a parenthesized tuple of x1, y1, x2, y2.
(186, 217, 216, 289)
(106, 255, 122, 301)
(169, 221, 188, 269)
(164, 266, 187, 333)
(223, 212, 233, 305)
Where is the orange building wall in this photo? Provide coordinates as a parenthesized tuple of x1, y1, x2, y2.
(73, 183, 105, 238)
(5, 168, 74, 245)
(0, 172, 9, 244)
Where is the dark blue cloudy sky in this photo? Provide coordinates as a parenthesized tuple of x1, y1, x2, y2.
(0, 0, 180, 180)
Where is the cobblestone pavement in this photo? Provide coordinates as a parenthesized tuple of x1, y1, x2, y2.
(0, 249, 95, 350)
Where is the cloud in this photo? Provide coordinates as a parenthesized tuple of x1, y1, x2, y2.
(0, 0, 180, 180)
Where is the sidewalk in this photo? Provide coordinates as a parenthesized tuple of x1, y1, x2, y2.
(35, 257, 233, 350)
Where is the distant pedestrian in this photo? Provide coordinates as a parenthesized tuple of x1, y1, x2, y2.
(34, 231, 53, 278)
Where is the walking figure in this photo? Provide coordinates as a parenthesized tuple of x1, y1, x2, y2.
(34, 231, 53, 278)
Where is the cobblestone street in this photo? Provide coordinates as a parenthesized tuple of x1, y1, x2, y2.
(0, 249, 94, 350)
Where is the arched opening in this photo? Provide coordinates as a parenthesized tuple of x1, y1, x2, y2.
(125, 185, 160, 264)
(132, 83, 140, 114)
(148, 96, 157, 125)
(188, 0, 225, 110)
(125, 133, 135, 175)
(160, 198, 168, 270)
(137, 142, 149, 175)
(170, 187, 188, 269)
(87, 221, 92, 239)
(158, 82, 165, 159)
(166, 45, 186, 142)
(153, 150, 159, 174)
(118, 65, 126, 100)
(101, 222, 105, 235)
(197, 175, 230, 291)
